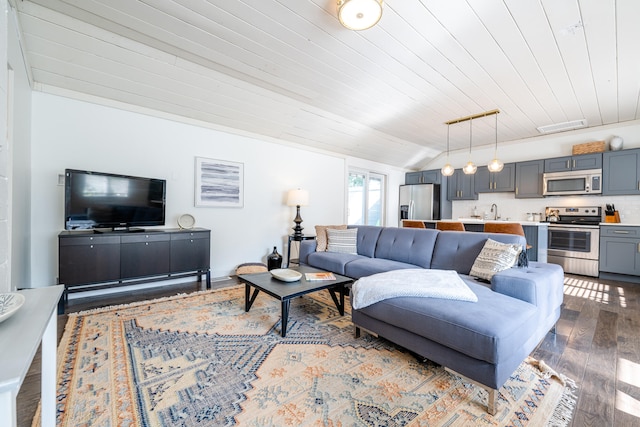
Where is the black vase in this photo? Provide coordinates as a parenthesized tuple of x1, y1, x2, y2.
(267, 246, 283, 270)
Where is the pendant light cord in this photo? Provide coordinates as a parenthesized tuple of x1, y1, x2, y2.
(494, 113, 498, 156)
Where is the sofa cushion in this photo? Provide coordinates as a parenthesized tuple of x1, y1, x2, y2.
(373, 227, 439, 269)
(349, 226, 384, 258)
(469, 239, 522, 281)
(327, 228, 358, 254)
(344, 258, 420, 279)
(353, 280, 538, 364)
(306, 251, 364, 275)
(315, 224, 347, 251)
(430, 231, 525, 275)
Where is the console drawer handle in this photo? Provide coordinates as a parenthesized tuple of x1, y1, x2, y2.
(613, 230, 630, 234)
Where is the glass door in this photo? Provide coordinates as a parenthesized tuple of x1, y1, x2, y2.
(348, 170, 385, 226)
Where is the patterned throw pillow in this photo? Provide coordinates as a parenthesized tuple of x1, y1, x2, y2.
(469, 238, 522, 281)
(326, 228, 358, 254)
(315, 225, 348, 251)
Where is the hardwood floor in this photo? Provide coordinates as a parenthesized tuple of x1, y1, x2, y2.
(17, 274, 640, 427)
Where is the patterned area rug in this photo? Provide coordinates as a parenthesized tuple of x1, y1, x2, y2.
(34, 285, 576, 426)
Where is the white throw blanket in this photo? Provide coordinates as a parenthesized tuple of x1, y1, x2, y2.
(351, 269, 478, 309)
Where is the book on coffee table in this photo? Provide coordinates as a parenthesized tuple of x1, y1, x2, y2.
(304, 272, 336, 281)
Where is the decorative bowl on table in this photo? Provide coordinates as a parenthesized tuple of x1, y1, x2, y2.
(270, 269, 303, 282)
(0, 292, 25, 323)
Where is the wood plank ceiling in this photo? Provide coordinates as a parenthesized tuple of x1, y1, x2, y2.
(11, 0, 640, 169)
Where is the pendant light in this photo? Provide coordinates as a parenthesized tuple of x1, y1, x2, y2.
(487, 111, 504, 172)
(462, 118, 477, 174)
(440, 123, 454, 176)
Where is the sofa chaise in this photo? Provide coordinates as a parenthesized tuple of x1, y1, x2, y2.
(299, 226, 564, 414)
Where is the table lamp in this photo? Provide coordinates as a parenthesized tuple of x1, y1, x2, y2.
(287, 189, 309, 238)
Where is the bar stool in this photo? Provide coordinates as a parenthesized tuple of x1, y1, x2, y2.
(483, 222, 532, 249)
(436, 221, 466, 231)
(402, 220, 426, 229)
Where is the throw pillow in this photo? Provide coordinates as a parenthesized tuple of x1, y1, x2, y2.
(315, 224, 348, 251)
(326, 228, 358, 254)
(469, 238, 522, 281)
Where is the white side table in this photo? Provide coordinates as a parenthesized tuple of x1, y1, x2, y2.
(0, 285, 63, 427)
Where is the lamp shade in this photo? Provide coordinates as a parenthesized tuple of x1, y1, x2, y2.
(287, 189, 309, 207)
(337, 0, 383, 31)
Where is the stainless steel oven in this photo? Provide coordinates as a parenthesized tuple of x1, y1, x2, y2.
(545, 206, 601, 277)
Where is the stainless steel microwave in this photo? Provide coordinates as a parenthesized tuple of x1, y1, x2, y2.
(543, 169, 602, 196)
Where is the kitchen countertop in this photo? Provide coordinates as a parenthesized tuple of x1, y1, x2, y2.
(418, 219, 548, 226)
(600, 222, 640, 227)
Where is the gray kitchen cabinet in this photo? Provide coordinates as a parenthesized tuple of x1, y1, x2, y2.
(515, 159, 544, 198)
(544, 153, 602, 172)
(602, 148, 640, 195)
(600, 226, 640, 277)
(447, 169, 478, 200)
(405, 169, 441, 184)
(405, 171, 422, 184)
(474, 163, 515, 193)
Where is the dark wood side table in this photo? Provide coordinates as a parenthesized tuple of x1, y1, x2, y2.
(286, 234, 316, 267)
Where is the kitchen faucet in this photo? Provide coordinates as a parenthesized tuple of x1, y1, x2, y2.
(490, 203, 498, 220)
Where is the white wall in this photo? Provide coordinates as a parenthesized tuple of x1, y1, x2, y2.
(423, 120, 640, 223)
(0, 0, 9, 293)
(29, 92, 404, 288)
(8, 3, 32, 292)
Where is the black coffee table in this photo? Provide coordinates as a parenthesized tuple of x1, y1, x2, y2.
(238, 265, 353, 337)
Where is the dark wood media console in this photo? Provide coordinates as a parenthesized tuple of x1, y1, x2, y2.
(58, 228, 211, 312)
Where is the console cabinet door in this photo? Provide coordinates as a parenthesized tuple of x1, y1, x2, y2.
(603, 149, 640, 195)
(59, 235, 121, 285)
(120, 234, 171, 278)
(171, 231, 211, 273)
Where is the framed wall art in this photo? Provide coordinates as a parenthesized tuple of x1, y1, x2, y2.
(195, 157, 244, 208)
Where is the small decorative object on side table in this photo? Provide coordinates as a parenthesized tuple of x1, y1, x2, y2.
(287, 234, 316, 268)
(267, 246, 283, 270)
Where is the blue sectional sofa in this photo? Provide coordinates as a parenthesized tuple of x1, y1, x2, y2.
(299, 226, 564, 414)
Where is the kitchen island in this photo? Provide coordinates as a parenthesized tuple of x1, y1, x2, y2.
(405, 219, 548, 262)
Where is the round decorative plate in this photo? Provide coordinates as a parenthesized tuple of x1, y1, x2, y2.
(270, 269, 302, 282)
(0, 292, 26, 324)
(178, 214, 196, 229)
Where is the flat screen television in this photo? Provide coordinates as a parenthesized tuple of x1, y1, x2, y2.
(64, 169, 166, 231)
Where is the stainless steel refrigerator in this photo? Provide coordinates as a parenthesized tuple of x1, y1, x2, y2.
(399, 184, 441, 225)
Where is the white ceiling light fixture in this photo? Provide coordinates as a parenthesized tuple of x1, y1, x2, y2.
(536, 119, 587, 134)
(487, 110, 504, 173)
(337, 0, 383, 31)
(440, 123, 454, 176)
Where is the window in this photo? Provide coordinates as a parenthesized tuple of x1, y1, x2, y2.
(348, 170, 386, 226)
